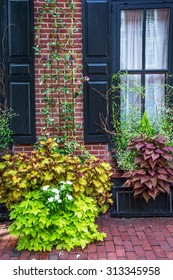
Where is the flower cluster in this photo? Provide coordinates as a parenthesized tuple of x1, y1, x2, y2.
(42, 181, 73, 211)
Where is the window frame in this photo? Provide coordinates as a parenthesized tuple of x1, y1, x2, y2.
(112, 0, 173, 117)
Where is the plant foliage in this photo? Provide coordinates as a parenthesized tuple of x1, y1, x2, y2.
(0, 138, 112, 210)
(9, 190, 105, 252)
(122, 134, 173, 202)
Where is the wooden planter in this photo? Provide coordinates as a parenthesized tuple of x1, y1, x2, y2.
(0, 203, 9, 222)
(111, 177, 173, 218)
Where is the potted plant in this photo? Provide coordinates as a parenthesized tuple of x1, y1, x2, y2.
(100, 72, 173, 217)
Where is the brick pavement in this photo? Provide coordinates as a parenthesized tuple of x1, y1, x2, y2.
(0, 213, 173, 260)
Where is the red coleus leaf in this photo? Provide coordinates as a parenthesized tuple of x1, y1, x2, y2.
(148, 170, 155, 177)
(143, 153, 152, 160)
(142, 191, 151, 202)
(124, 179, 131, 188)
(144, 181, 153, 190)
(131, 175, 143, 182)
(146, 143, 155, 149)
(167, 168, 173, 176)
(158, 168, 168, 175)
(121, 171, 132, 178)
(133, 169, 145, 176)
(155, 149, 164, 154)
(148, 188, 159, 200)
(148, 158, 157, 169)
(151, 153, 160, 161)
(134, 157, 142, 164)
(133, 181, 141, 189)
(158, 183, 171, 194)
(141, 175, 150, 184)
(157, 174, 168, 181)
(133, 187, 146, 197)
(145, 149, 154, 155)
(135, 143, 145, 151)
(161, 154, 173, 161)
(162, 146, 173, 152)
(150, 176, 157, 187)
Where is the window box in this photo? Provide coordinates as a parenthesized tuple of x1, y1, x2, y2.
(111, 177, 173, 218)
(0, 203, 9, 222)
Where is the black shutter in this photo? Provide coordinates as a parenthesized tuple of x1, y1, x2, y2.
(6, 0, 35, 144)
(83, 0, 111, 143)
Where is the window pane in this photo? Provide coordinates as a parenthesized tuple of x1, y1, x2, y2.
(145, 74, 165, 121)
(120, 74, 142, 121)
(120, 10, 143, 70)
(145, 9, 169, 69)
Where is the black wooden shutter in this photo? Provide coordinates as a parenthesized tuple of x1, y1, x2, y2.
(6, 0, 35, 144)
(83, 0, 111, 143)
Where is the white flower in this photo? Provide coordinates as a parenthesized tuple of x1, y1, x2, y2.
(67, 195, 73, 200)
(54, 194, 60, 200)
(48, 197, 54, 202)
(58, 199, 62, 203)
(65, 181, 73, 185)
(42, 185, 49, 191)
(52, 188, 59, 194)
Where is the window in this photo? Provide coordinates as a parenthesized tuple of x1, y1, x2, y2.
(112, 1, 173, 123)
(83, 0, 173, 143)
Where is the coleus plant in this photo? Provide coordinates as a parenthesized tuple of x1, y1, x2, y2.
(122, 134, 173, 202)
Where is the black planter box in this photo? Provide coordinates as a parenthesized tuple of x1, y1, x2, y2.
(111, 178, 173, 218)
(0, 203, 9, 222)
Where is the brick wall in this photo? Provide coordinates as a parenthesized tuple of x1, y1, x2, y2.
(13, 0, 114, 167)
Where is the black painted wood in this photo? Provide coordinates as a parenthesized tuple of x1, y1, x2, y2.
(1, 0, 35, 144)
(83, 0, 111, 143)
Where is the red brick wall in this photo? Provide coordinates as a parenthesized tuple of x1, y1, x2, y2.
(13, 0, 114, 167)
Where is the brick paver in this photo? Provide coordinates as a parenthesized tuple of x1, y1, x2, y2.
(0, 213, 173, 260)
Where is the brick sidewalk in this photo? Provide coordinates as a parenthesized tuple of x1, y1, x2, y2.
(0, 213, 173, 260)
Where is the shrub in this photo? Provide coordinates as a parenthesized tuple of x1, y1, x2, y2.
(122, 134, 173, 201)
(9, 189, 106, 252)
(0, 138, 112, 210)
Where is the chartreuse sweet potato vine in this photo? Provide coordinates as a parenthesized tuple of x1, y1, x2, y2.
(0, 138, 112, 211)
(9, 188, 106, 252)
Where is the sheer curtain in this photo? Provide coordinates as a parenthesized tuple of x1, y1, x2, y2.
(120, 10, 143, 70)
(145, 9, 169, 121)
(120, 8, 170, 122)
(120, 10, 143, 119)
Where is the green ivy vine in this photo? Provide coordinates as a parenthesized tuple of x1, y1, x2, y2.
(34, 0, 88, 155)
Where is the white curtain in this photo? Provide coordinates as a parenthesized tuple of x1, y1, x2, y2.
(120, 9, 169, 122)
(145, 9, 169, 69)
(120, 10, 143, 70)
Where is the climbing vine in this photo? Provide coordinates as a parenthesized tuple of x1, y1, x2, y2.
(34, 0, 88, 155)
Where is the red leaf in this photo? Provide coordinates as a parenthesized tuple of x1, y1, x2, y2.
(146, 143, 155, 149)
(134, 169, 146, 175)
(141, 176, 149, 184)
(161, 154, 173, 160)
(135, 143, 145, 151)
(158, 168, 168, 175)
(150, 177, 157, 187)
(143, 192, 151, 202)
(134, 157, 142, 164)
(148, 158, 157, 169)
(155, 149, 164, 154)
(148, 170, 155, 177)
(158, 174, 168, 181)
(151, 153, 160, 161)
(162, 146, 173, 152)
(167, 168, 173, 176)
(121, 171, 132, 178)
(144, 181, 153, 190)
